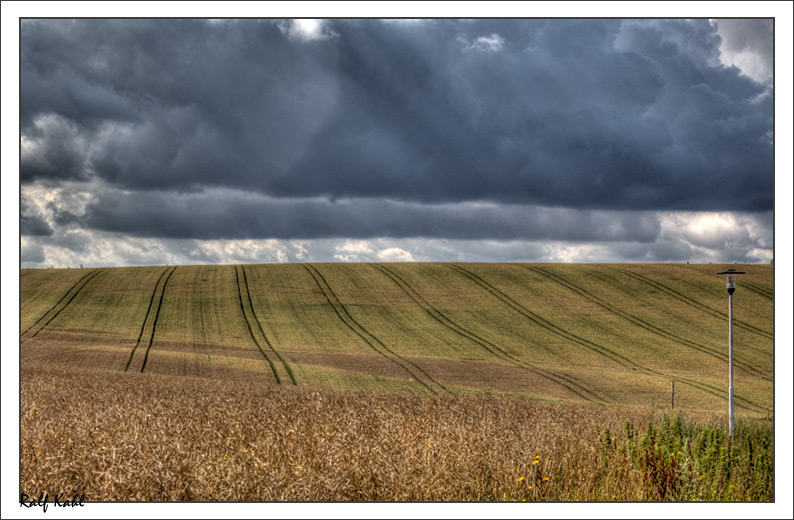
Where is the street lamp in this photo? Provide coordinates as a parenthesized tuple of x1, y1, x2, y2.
(717, 269, 745, 440)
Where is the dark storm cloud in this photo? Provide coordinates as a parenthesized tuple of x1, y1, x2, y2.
(81, 190, 660, 242)
(274, 19, 679, 207)
(20, 241, 46, 265)
(20, 18, 773, 226)
(614, 20, 773, 210)
(20, 214, 53, 236)
(21, 19, 340, 191)
(20, 114, 91, 182)
(20, 198, 53, 236)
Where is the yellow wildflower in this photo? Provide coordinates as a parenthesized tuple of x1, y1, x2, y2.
(532, 460, 539, 465)
(542, 477, 549, 481)
(519, 476, 525, 482)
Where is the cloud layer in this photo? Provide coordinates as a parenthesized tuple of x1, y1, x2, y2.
(18, 19, 774, 267)
(78, 189, 660, 242)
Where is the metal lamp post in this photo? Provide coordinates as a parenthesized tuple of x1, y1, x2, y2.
(717, 269, 745, 440)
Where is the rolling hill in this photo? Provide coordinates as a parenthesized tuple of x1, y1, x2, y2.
(20, 262, 774, 416)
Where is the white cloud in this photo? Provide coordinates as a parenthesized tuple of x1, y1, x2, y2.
(277, 19, 336, 41)
(461, 33, 505, 53)
(713, 19, 773, 84)
(17, 209, 774, 269)
(376, 247, 414, 262)
(671, 212, 770, 253)
(680, 213, 746, 249)
(336, 240, 375, 255)
(746, 248, 773, 263)
(332, 239, 374, 262)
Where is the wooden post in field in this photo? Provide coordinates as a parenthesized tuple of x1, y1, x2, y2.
(672, 381, 675, 409)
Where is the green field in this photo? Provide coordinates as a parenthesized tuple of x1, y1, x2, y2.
(20, 262, 774, 417)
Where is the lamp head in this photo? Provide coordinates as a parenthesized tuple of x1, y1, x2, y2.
(717, 270, 745, 295)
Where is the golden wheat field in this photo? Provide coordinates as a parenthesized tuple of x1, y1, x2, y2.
(19, 262, 775, 501)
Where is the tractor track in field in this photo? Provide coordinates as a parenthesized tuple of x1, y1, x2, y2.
(526, 266, 772, 382)
(743, 282, 773, 300)
(125, 267, 172, 371)
(451, 265, 641, 370)
(237, 265, 297, 385)
(375, 264, 603, 403)
(669, 375, 769, 414)
(617, 269, 773, 341)
(124, 266, 177, 373)
(302, 264, 445, 395)
(677, 265, 774, 301)
(451, 265, 770, 415)
(234, 265, 280, 384)
(519, 266, 770, 414)
(21, 269, 106, 342)
(138, 266, 177, 373)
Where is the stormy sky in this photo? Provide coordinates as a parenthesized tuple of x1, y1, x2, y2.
(12, 16, 780, 267)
